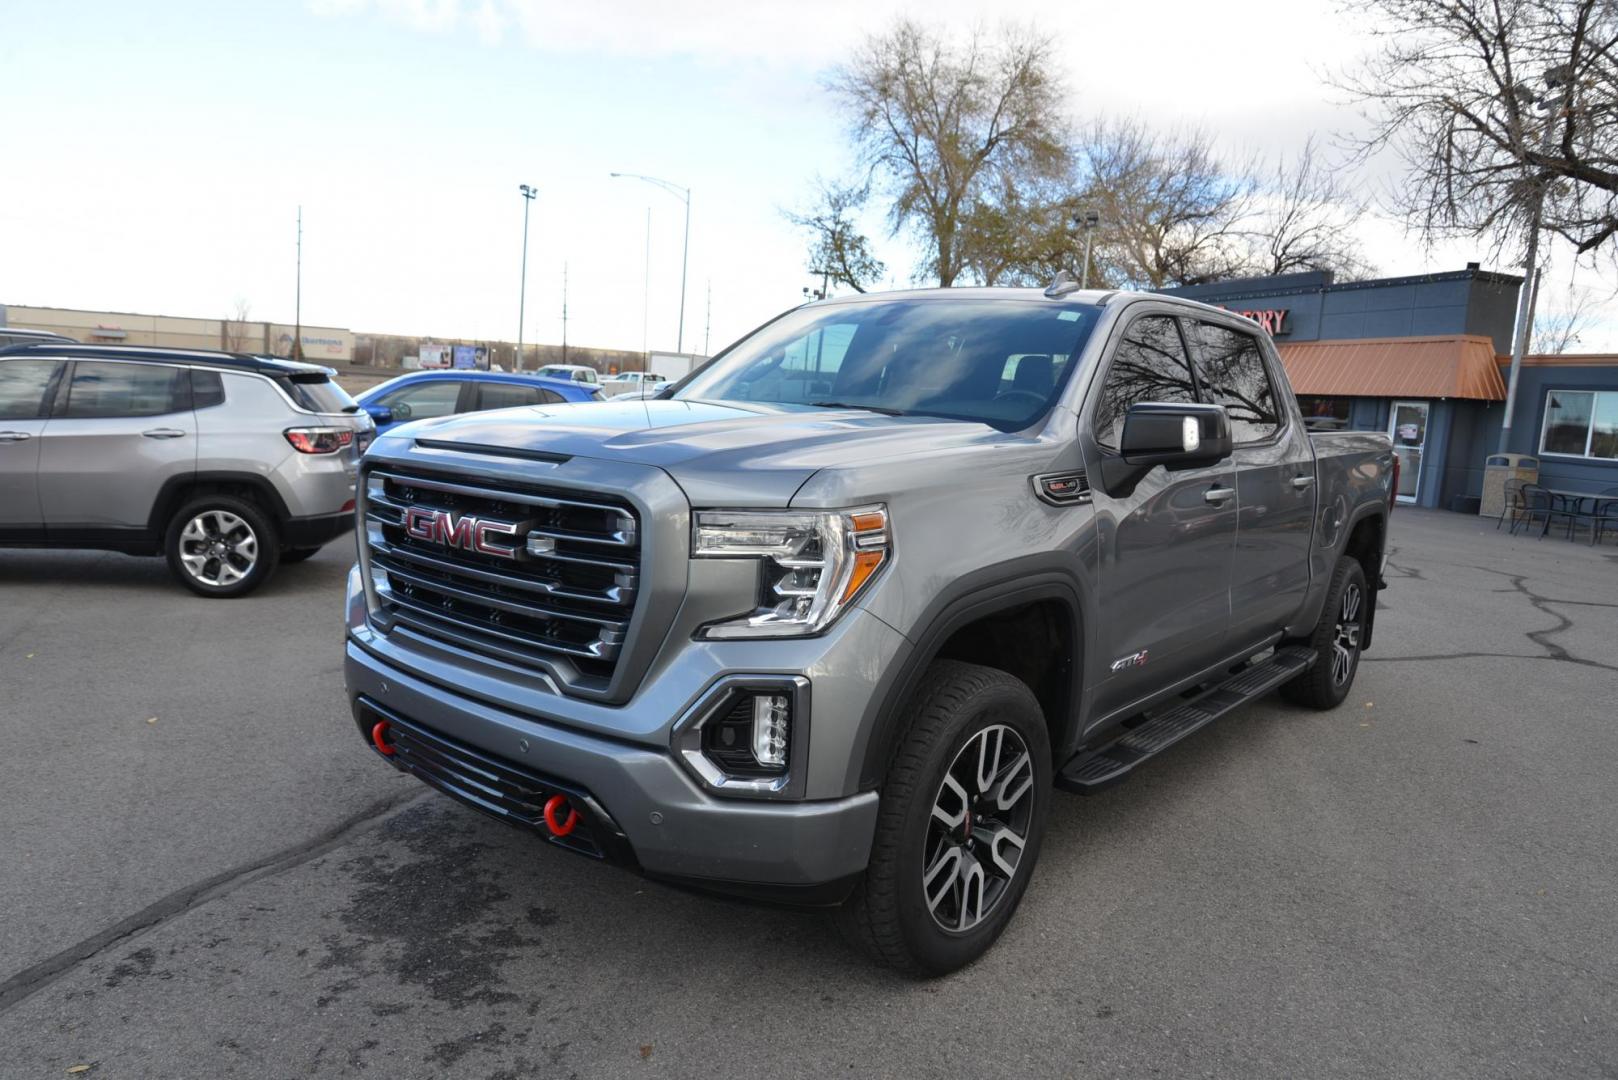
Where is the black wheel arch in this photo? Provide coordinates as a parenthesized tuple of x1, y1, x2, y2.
(854, 554, 1090, 793)
(148, 472, 292, 536)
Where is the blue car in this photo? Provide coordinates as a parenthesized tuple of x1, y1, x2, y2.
(356, 369, 603, 435)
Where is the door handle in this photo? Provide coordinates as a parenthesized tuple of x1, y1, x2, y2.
(1203, 487, 1235, 505)
(142, 428, 187, 439)
(1291, 475, 1316, 489)
(0, 431, 31, 442)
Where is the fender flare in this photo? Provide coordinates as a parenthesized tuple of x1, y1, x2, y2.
(147, 471, 292, 535)
(853, 554, 1091, 791)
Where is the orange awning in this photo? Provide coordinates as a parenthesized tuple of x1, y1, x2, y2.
(1276, 335, 1506, 400)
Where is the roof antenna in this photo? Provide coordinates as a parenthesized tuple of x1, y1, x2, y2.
(1044, 269, 1081, 299)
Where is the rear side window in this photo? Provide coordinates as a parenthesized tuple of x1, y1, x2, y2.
(1093, 315, 1198, 448)
(477, 383, 547, 410)
(192, 369, 226, 409)
(1192, 323, 1280, 443)
(0, 359, 60, 418)
(62, 361, 186, 418)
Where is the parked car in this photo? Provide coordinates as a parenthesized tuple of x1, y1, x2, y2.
(355, 369, 604, 436)
(0, 327, 75, 348)
(343, 283, 1396, 974)
(600, 370, 670, 398)
(0, 342, 371, 597)
(535, 363, 601, 386)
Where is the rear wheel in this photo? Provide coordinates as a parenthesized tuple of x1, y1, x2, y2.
(1280, 554, 1368, 709)
(837, 660, 1051, 975)
(164, 495, 280, 598)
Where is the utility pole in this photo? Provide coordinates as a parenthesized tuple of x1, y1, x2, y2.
(1501, 66, 1572, 453)
(641, 207, 651, 356)
(704, 279, 711, 356)
(293, 205, 303, 360)
(517, 184, 536, 371)
(561, 261, 569, 364)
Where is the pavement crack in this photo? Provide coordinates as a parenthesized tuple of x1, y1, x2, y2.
(0, 789, 428, 1016)
(1463, 565, 1618, 673)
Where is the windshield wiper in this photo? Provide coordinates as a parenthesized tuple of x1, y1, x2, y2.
(809, 400, 905, 416)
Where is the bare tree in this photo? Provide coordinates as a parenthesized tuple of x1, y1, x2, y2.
(1079, 119, 1255, 288)
(1340, 0, 1618, 258)
(785, 180, 886, 294)
(1245, 138, 1376, 280)
(827, 20, 1070, 286)
(222, 298, 253, 352)
(1530, 278, 1599, 352)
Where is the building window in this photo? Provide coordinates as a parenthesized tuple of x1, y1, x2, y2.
(1540, 390, 1618, 460)
(1298, 396, 1354, 424)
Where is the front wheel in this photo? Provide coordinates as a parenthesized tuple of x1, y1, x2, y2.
(1280, 554, 1369, 709)
(837, 660, 1051, 975)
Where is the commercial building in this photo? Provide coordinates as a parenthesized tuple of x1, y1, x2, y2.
(1169, 268, 1618, 510)
(0, 304, 354, 362)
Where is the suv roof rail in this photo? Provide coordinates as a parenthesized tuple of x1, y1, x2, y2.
(0, 341, 333, 375)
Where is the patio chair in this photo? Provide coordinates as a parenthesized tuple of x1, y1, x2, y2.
(1512, 484, 1556, 537)
(1594, 486, 1618, 546)
(1496, 478, 1527, 531)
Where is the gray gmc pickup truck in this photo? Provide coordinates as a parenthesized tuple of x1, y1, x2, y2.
(343, 282, 1395, 974)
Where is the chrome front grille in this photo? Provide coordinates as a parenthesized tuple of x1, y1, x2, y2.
(362, 466, 640, 687)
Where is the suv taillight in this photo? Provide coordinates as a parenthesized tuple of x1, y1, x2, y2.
(285, 427, 354, 454)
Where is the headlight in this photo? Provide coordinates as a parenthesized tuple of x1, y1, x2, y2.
(692, 505, 890, 638)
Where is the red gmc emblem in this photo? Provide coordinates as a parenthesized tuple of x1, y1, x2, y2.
(404, 506, 521, 559)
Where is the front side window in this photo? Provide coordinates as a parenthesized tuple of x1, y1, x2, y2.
(0, 359, 60, 418)
(1192, 322, 1280, 443)
(379, 380, 464, 421)
(1092, 315, 1198, 448)
(1542, 390, 1618, 459)
(62, 361, 185, 418)
(676, 300, 1102, 430)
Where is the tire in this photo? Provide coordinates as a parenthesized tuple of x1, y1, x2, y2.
(1280, 554, 1369, 709)
(837, 660, 1052, 976)
(163, 495, 281, 598)
(280, 546, 323, 564)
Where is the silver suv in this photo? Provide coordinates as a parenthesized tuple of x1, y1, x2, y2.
(0, 343, 372, 596)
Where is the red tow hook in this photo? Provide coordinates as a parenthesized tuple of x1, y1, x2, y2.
(371, 720, 395, 757)
(543, 794, 580, 837)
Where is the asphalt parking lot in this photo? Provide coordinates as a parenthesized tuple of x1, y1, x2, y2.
(2, 508, 1615, 1079)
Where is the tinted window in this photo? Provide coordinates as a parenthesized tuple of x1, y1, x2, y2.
(477, 383, 546, 410)
(1093, 315, 1197, 448)
(677, 301, 1102, 430)
(379, 380, 464, 421)
(279, 373, 357, 414)
(192, 369, 226, 409)
(63, 361, 185, 418)
(0, 359, 59, 418)
(1193, 323, 1279, 442)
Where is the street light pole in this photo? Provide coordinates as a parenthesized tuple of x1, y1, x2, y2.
(517, 184, 536, 371)
(1076, 209, 1100, 290)
(293, 205, 302, 361)
(1500, 67, 1572, 454)
(611, 172, 690, 353)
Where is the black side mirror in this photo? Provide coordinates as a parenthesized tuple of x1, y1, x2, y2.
(1099, 402, 1232, 497)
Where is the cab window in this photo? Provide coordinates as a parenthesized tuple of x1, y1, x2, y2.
(1092, 316, 1198, 448)
(1191, 322, 1280, 443)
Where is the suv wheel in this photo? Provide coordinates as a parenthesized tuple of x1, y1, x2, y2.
(164, 495, 280, 598)
(837, 660, 1051, 975)
(1280, 554, 1368, 709)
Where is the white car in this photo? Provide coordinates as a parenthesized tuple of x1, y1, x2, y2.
(535, 364, 600, 386)
(600, 370, 670, 398)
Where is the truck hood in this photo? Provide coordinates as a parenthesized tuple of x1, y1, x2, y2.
(381, 398, 1008, 506)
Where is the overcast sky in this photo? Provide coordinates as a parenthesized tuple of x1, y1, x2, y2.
(4, 0, 1615, 353)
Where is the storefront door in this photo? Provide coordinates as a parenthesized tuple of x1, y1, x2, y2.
(1388, 400, 1429, 503)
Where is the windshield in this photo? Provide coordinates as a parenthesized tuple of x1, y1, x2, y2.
(675, 298, 1102, 429)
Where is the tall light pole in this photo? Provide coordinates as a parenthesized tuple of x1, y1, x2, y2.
(1500, 66, 1573, 453)
(517, 184, 536, 371)
(1076, 209, 1100, 290)
(293, 205, 303, 360)
(611, 172, 690, 353)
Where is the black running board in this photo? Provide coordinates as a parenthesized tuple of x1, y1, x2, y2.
(1057, 646, 1317, 794)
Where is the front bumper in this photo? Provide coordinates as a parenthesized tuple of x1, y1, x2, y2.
(345, 640, 881, 898)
